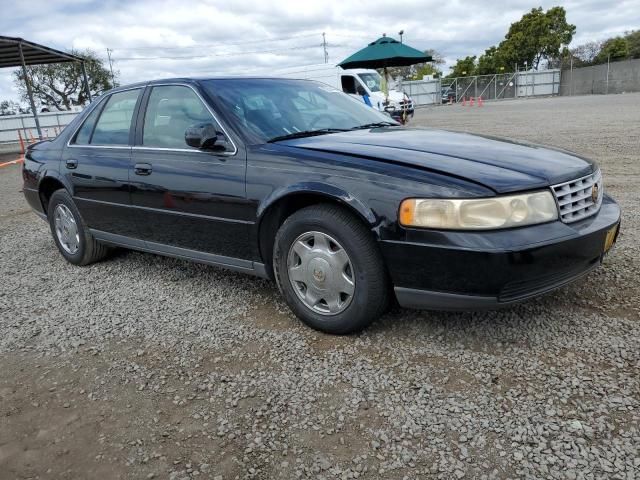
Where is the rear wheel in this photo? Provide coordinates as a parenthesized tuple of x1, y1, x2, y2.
(273, 204, 389, 334)
(47, 189, 109, 266)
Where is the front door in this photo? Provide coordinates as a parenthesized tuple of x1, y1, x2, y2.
(130, 84, 250, 261)
(62, 88, 142, 237)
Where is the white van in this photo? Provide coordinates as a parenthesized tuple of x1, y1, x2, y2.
(273, 64, 414, 117)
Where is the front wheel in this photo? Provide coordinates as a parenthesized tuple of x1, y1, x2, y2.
(273, 204, 389, 334)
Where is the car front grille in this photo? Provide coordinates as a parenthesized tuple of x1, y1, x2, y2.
(551, 170, 603, 223)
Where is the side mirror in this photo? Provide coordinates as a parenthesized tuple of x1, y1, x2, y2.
(185, 123, 230, 152)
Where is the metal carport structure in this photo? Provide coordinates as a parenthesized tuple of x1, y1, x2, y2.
(0, 36, 91, 140)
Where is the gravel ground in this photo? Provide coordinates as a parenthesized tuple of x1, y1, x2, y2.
(1, 93, 639, 480)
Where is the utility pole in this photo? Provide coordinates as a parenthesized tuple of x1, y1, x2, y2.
(106, 48, 116, 86)
(570, 55, 573, 96)
(322, 32, 328, 64)
(606, 54, 610, 95)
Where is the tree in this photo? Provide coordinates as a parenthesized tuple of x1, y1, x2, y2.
(561, 30, 639, 68)
(0, 100, 21, 115)
(571, 41, 603, 65)
(447, 56, 477, 78)
(497, 6, 575, 69)
(411, 49, 445, 78)
(385, 49, 444, 80)
(425, 48, 445, 66)
(411, 63, 442, 80)
(477, 46, 508, 75)
(14, 49, 116, 111)
(595, 37, 629, 63)
(626, 30, 640, 59)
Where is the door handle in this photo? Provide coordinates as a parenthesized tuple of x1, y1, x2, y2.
(134, 163, 152, 176)
(65, 158, 78, 169)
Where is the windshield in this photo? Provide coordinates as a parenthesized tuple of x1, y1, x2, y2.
(357, 73, 382, 92)
(202, 78, 395, 143)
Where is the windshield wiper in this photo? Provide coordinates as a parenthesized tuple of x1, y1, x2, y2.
(267, 128, 348, 143)
(351, 121, 398, 130)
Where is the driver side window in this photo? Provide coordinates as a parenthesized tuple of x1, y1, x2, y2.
(143, 85, 217, 149)
(341, 76, 357, 94)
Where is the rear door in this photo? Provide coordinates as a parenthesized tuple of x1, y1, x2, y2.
(129, 84, 250, 261)
(63, 88, 143, 237)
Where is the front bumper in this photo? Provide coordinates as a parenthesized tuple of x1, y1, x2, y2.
(382, 195, 621, 310)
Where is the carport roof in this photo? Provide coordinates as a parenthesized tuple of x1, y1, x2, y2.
(0, 35, 82, 68)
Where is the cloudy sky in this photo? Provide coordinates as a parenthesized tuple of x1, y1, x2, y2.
(1, 0, 639, 103)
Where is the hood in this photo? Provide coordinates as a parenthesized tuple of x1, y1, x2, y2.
(278, 127, 595, 194)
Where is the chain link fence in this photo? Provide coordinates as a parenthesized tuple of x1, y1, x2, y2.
(400, 70, 561, 107)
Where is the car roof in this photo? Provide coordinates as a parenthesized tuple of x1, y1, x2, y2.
(100, 75, 313, 97)
(108, 76, 311, 94)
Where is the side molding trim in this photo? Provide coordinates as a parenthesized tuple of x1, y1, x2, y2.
(90, 229, 269, 279)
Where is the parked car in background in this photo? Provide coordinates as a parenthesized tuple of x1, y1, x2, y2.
(441, 85, 456, 103)
(23, 77, 620, 334)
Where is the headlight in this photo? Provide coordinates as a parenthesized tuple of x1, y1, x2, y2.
(399, 190, 558, 230)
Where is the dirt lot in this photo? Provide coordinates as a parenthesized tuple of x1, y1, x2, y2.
(1, 94, 639, 480)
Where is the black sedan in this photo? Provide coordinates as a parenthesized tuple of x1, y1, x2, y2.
(22, 77, 620, 334)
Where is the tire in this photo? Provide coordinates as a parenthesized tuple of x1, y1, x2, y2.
(47, 189, 109, 266)
(273, 204, 389, 334)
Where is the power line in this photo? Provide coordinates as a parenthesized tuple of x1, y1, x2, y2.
(110, 32, 323, 51)
(106, 48, 116, 85)
(114, 43, 343, 61)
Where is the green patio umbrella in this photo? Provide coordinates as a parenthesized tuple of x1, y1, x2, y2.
(338, 34, 431, 101)
(338, 35, 431, 69)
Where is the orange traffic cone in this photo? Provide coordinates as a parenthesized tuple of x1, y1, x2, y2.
(469, 97, 475, 107)
(478, 96, 484, 107)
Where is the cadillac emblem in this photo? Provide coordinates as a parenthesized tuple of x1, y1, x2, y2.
(591, 183, 599, 203)
(313, 268, 325, 282)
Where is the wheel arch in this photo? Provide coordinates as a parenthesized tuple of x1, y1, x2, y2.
(37, 172, 72, 214)
(256, 183, 378, 276)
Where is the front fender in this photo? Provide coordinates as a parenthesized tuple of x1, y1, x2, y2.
(257, 181, 377, 226)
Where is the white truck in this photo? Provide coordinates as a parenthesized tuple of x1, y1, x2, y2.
(273, 64, 414, 119)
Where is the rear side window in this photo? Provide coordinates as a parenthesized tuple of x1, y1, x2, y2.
(90, 89, 141, 146)
(142, 85, 216, 149)
(73, 103, 102, 145)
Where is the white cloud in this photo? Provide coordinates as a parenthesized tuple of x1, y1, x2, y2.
(1, 0, 639, 102)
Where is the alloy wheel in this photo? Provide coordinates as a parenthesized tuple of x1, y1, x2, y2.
(287, 231, 355, 315)
(54, 204, 80, 255)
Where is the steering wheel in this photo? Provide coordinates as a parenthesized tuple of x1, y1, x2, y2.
(308, 114, 335, 130)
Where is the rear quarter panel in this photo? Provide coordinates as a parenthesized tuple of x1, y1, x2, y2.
(22, 141, 64, 214)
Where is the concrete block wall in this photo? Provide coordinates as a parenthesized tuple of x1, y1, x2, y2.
(560, 58, 640, 95)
